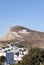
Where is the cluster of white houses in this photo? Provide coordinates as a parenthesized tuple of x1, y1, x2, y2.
(0, 43, 28, 64)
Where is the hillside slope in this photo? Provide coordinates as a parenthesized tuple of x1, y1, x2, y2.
(0, 25, 44, 48)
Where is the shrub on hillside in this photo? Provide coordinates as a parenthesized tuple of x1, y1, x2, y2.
(17, 47, 44, 65)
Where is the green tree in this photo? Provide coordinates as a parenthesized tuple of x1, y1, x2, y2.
(0, 56, 6, 65)
(18, 47, 44, 65)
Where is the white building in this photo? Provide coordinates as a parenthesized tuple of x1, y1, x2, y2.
(0, 44, 28, 64)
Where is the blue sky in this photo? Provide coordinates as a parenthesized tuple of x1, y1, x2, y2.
(0, 0, 44, 37)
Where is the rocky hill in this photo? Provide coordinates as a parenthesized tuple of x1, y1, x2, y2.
(0, 25, 44, 48)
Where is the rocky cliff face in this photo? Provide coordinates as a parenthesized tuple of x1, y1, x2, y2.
(0, 25, 44, 48)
